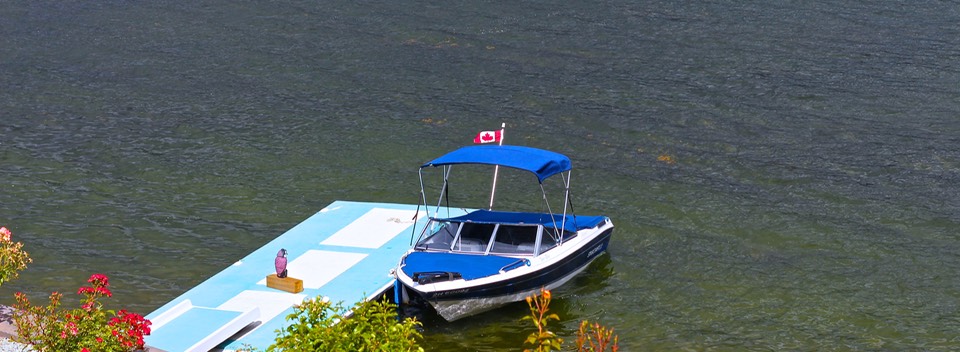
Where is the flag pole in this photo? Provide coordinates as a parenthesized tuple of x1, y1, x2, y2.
(488, 122, 505, 210)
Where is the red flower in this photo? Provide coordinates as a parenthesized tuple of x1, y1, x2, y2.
(87, 273, 109, 287)
(14, 273, 154, 352)
(77, 285, 112, 298)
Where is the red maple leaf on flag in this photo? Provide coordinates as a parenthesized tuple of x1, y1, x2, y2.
(473, 130, 502, 144)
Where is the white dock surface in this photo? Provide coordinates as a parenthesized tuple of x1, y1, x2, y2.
(144, 200, 434, 351)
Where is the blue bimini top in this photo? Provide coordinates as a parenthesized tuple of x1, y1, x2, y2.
(422, 145, 572, 183)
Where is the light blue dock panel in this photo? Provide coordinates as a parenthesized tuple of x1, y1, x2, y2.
(145, 200, 448, 351)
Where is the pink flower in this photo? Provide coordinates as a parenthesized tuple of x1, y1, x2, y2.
(0, 226, 11, 241)
(65, 321, 78, 335)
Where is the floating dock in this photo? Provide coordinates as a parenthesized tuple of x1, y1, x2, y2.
(145, 200, 454, 351)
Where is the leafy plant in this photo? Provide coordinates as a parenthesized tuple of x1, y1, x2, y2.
(268, 296, 423, 352)
(522, 288, 563, 352)
(0, 226, 32, 286)
(13, 273, 152, 351)
(523, 288, 620, 352)
(575, 320, 619, 352)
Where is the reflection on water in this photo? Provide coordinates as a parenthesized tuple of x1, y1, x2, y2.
(415, 254, 614, 351)
(1, 0, 959, 350)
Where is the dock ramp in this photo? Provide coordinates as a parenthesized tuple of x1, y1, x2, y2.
(144, 201, 446, 351)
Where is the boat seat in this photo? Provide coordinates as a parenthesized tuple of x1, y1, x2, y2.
(490, 242, 537, 255)
(455, 239, 486, 252)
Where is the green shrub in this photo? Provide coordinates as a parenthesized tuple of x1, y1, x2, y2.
(13, 274, 151, 352)
(267, 296, 423, 352)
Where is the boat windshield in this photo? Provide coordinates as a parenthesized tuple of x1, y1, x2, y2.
(415, 220, 555, 256)
(489, 224, 539, 255)
(414, 220, 460, 251)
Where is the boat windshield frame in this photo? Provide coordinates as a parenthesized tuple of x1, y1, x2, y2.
(414, 218, 567, 257)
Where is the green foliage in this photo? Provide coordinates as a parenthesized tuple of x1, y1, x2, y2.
(13, 274, 151, 352)
(267, 296, 423, 352)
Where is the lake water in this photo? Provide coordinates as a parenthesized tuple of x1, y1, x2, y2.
(1, 1, 959, 350)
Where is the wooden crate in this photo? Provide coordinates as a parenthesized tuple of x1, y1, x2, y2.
(265, 275, 304, 293)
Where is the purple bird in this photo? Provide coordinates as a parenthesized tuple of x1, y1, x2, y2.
(275, 248, 288, 278)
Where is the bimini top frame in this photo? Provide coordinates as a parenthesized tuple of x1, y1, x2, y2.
(417, 145, 576, 240)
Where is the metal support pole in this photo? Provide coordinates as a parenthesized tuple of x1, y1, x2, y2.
(487, 122, 506, 210)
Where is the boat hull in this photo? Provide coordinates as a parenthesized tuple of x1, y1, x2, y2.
(399, 227, 613, 321)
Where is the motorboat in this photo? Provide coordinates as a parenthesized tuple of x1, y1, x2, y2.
(394, 143, 614, 321)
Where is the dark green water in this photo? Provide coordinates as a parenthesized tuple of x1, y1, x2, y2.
(2, 1, 959, 350)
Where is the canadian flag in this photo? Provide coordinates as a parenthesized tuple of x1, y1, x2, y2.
(473, 130, 502, 144)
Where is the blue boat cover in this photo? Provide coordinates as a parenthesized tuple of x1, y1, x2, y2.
(435, 209, 607, 233)
(401, 251, 524, 280)
(422, 145, 572, 183)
